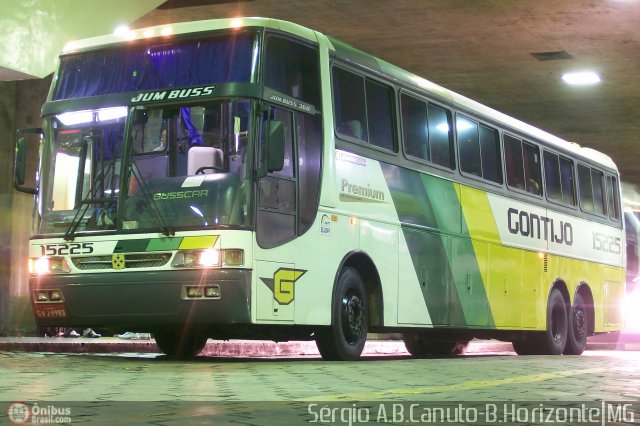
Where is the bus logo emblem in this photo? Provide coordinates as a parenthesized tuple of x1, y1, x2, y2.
(260, 268, 307, 305)
(112, 254, 125, 270)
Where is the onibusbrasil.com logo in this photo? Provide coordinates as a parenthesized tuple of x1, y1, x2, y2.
(7, 402, 72, 424)
(306, 402, 637, 425)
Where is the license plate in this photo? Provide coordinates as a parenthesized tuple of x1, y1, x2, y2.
(34, 304, 67, 319)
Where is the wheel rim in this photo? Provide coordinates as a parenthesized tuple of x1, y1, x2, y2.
(551, 303, 565, 344)
(341, 289, 364, 345)
(573, 307, 587, 342)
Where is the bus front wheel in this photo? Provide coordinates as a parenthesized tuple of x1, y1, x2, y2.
(315, 267, 369, 361)
(154, 330, 208, 358)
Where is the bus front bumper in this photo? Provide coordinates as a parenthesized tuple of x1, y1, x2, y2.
(29, 269, 252, 328)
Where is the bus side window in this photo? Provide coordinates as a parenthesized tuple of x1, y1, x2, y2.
(578, 164, 594, 212)
(523, 142, 541, 195)
(544, 151, 562, 201)
(401, 94, 429, 161)
(591, 168, 606, 215)
(332, 66, 395, 151)
(559, 156, 576, 205)
(457, 115, 481, 177)
(333, 67, 368, 142)
(428, 104, 454, 169)
(504, 134, 525, 190)
(606, 175, 621, 221)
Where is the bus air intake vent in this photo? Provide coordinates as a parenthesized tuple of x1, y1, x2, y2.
(71, 253, 172, 270)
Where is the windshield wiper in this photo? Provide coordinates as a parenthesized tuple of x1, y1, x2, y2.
(63, 159, 117, 241)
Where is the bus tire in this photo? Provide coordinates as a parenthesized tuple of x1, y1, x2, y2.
(315, 267, 368, 361)
(563, 293, 588, 355)
(540, 288, 568, 355)
(154, 330, 208, 358)
(403, 334, 469, 357)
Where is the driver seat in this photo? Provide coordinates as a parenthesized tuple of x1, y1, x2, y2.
(187, 146, 224, 175)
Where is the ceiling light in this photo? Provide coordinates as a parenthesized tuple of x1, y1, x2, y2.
(561, 71, 601, 86)
(114, 25, 130, 36)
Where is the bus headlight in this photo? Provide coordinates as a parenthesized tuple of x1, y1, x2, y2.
(29, 257, 71, 274)
(172, 249, 244, 268)
(222, 249, 244, 266)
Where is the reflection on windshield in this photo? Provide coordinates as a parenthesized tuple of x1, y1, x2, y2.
(39, 100, 253, 236)
(40, 108, 124, 235)
(123, 100, 252, 231)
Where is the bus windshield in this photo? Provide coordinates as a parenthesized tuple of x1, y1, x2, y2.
(40, 99, 253, 236)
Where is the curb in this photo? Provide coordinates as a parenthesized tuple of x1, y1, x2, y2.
(0, 337, 636, 356)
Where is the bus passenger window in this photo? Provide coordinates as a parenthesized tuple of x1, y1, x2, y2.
(606, 175, 620, 220)
(333, 67, 368, 142)
(544, 151, 562, 202)
(591, 169, 606, 215)
(523, 142, 541, 195)
(366, 80, 395, 151)
(504, 134, 525, 190)
(559, 157, 576, 205)
(457, 116, 481, 177)
(578, 164, 594, 212)
(428, 104, 453, 169)
(401, 94, 429, 161)
(479, 124, 502, 183)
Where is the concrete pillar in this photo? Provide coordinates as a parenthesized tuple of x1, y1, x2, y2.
(0, 76, 51, 335)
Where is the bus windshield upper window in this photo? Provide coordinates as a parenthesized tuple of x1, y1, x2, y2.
(54, 32, 255, 100)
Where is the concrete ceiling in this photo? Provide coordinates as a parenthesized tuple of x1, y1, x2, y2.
(0, 0, 163, 79)
(6, 1, 640, 197)
(133, 0, 640, 196)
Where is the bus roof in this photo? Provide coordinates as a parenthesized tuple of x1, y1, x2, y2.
(61, 17, 616, 171)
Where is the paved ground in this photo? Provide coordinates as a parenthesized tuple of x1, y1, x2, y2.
(1, 339, 639, 425)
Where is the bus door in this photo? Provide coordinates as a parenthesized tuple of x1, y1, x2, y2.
(252, 102, 322, 323)
(253, 105, 299, 322)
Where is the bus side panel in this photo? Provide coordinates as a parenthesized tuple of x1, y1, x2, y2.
(460, 186, 542, 329)
(360, 220, 399, 327)
(382, 165, 497, 328)
(252, 210, 360, 326)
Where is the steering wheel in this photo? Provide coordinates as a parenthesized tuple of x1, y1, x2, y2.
(195, 166, 225, 174)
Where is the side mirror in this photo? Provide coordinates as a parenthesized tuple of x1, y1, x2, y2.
(14, 128, 41, 194)
(267, 120, 285, 173)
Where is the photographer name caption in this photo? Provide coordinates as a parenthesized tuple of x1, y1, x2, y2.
(307, 402, 636, 425)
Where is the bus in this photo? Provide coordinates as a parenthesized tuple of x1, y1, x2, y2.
(15, 17, 625, 360)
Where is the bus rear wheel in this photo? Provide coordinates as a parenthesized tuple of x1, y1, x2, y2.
(514, 289, 568, 355)
(315, 267, 368, 361)
(563, 293, 588, 355)
(403, 334, 469, 357)
(154, 330, 208, 358)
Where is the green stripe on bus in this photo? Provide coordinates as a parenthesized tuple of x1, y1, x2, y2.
(382, 164, 495, 328)
(146, 237, 183, 251)
(114, 239, 151, 253)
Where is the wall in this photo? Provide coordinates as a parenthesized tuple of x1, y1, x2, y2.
(0, 76, 51, 335)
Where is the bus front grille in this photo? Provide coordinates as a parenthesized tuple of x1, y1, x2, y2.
(71, 253, 172, 270)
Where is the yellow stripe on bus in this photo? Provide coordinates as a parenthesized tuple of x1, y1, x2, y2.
(178, 235, 219, 250)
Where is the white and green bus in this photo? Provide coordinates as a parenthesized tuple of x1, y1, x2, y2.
(15, 18, 624, 360)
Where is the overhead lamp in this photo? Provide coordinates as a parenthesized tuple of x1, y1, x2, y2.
(561, 71, 601, 86)
(113, 25, 130, 36)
